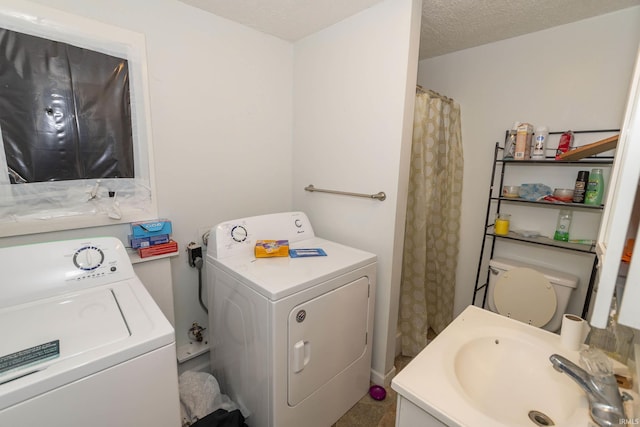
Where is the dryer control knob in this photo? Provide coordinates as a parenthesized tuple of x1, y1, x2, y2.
(231, 225, 248, 242)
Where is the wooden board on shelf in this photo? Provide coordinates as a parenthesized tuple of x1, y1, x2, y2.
(558, 134, 618, 160)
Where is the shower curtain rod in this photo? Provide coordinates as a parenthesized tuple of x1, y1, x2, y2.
(416, 85, 453, 102)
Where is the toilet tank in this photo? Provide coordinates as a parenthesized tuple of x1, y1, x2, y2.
(487, 257, 579, 332)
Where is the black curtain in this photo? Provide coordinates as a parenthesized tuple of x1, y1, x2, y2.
(0, 28, 134, 183)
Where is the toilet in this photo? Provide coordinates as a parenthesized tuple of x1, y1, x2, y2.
(487, 257, 579, 332)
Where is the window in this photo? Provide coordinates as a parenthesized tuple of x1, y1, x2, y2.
(0, 29, 135, 184)
(0, 3, 157, 237)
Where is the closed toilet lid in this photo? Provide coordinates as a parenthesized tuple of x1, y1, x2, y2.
(494, 267, 557, 327)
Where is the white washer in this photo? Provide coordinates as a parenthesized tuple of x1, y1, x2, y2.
(0, 237, 181, 427)
(207, 211, 377, 427)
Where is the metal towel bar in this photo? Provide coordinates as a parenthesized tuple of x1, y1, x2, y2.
(304, 184, 386, 201)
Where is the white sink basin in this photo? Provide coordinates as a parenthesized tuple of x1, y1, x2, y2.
(391, 306, 593, 426)
(454, 334, 584, 425)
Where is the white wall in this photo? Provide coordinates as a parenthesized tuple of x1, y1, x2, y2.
(2, 0, 294, 350)
(417, 7, 640, 319)
(0, 0, 421, 386)
(292, 0, 421, 384)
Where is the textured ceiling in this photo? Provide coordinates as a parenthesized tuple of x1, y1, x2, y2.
(179, 0, 640, 60)
(421, 0, 640, 59)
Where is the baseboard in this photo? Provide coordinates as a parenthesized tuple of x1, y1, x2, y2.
(370, 365, 397, 387)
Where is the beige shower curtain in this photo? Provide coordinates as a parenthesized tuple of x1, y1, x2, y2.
(399, 89, 463, 357)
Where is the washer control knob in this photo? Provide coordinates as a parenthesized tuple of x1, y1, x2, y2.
(73, 246, 105, 271)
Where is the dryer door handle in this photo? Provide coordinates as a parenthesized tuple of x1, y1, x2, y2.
(292, 340, 311, 373)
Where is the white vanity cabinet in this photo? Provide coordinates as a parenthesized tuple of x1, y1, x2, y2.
(395, 396, 447, 427)
(591, 44, 640, 329)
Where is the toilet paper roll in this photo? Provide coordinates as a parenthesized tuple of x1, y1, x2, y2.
(560, 314, 590, 351)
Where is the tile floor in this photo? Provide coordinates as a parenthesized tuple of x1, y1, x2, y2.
(332, 355, 413, 427)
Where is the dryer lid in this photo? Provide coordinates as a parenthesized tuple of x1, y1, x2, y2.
(213, 237, 376, 301)
(494, 267, 557, 327)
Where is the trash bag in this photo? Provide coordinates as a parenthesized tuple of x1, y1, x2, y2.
(191, 409, 248, 427)
(179, 371, 239, 426)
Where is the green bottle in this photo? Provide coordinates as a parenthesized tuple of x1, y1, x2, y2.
(554, 209, 572, 242)
(584, 168, 604, 206)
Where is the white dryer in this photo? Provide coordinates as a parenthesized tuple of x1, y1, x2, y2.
(207, 211, 377, 427)
(0, 237, 180, 427)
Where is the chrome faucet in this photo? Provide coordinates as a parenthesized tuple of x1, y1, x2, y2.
(549, 352, 625, 427)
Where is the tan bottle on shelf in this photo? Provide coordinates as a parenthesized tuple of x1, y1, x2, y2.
(514, 123, 533, 160)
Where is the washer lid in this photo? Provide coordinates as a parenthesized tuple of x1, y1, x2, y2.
(0, 288, 129, 384)
(494, 267, 557, 327)
(0, 279, 175, 411)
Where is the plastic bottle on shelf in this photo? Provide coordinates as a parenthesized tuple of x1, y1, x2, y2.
(503, 122, 519, 160)
(584, 168, 605, 206)
(554, 209, 572, 242)
(555, 131, 574, 159)
(531, 125, 548, 160)
(514, 123, 533, 160)
(572, 170, 590, 204)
